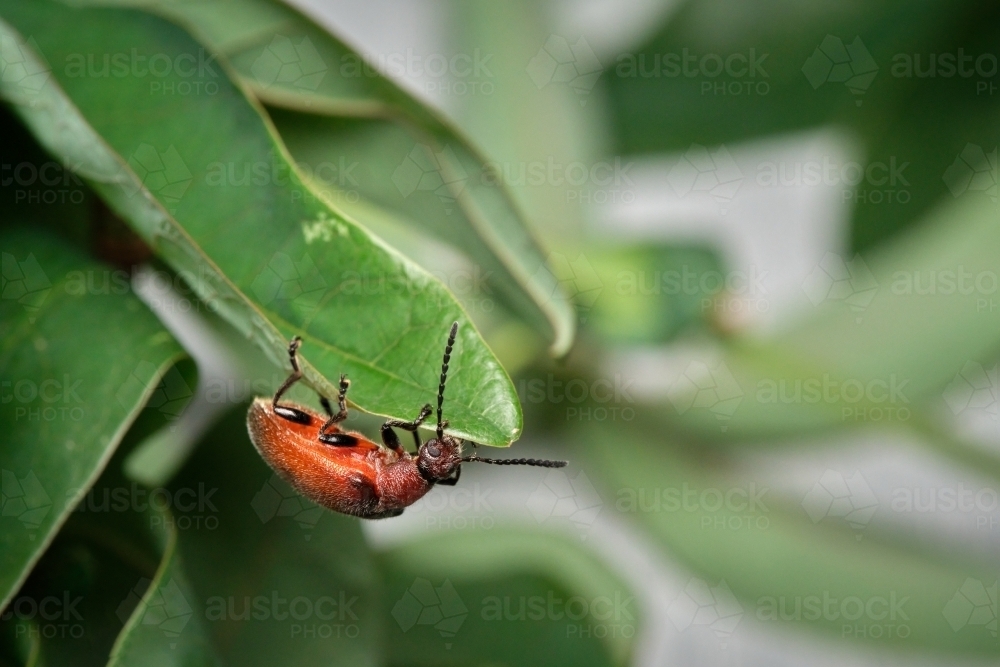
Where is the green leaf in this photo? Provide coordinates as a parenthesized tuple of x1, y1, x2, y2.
(100, 490, 218, 666)
(2, 428, 218, 667)
(579, 419, 998, 656)
(0, 2, 521, 445)
(168, 405, 382, 667)
(377, 528, 635, 667)
(107, 524, 217, 666)
(0, 223, 187, 614)
(663, 194, 1000, 440)
(97, 0, 577, 357)
(265, 110, 544, 330)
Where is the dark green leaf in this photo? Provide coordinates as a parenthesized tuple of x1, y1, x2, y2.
(0, 223, 187, 613)
(1, 400, 213, 667)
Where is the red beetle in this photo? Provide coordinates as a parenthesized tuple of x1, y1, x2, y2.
(247, 323, 566, 519)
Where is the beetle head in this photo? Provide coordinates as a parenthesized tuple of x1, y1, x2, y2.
(417, 435, 463, 481)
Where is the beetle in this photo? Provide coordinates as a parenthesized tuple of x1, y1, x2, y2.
(247, 322, 567, 519)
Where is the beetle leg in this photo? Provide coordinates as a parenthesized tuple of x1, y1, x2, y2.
(380, 424, 404, 454)
(273, 336, 311, 424)
(380, 403, 432, 454)
(318, 375, 350, 439)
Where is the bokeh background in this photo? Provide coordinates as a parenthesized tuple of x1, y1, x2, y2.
(2, 1, 999, 666)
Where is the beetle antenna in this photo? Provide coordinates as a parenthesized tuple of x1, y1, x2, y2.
(437, 322, 458, 439)
(460, 455, 567, 468)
